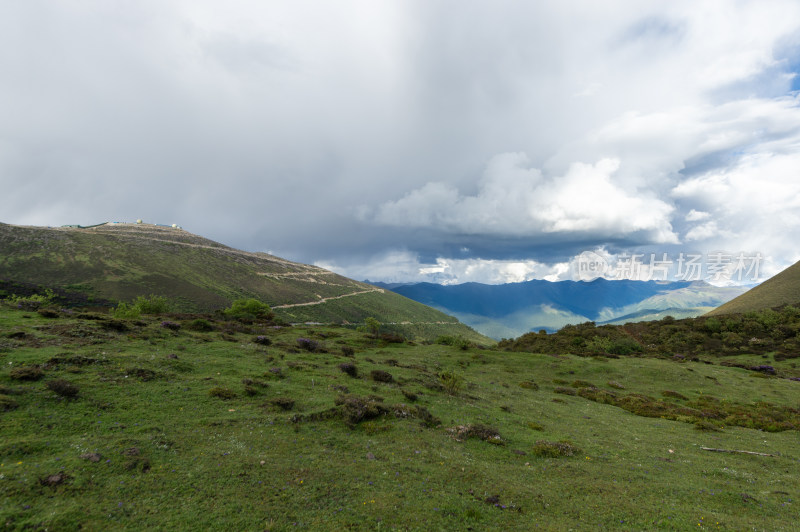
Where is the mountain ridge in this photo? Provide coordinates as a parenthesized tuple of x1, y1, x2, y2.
(0, 222, 488, 342)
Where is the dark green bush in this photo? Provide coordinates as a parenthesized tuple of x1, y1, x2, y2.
(223, 299, 273, 321)
(46, 379, 79, 398)
(188, 319, 214, 332)
(209, 387, 236, 399)
(0, 395, 19, 411)
(531, 440, 580, 457)
(370, 370, 394, 383)
(10, 366, 44, 381)
(339, 362, 358, 377)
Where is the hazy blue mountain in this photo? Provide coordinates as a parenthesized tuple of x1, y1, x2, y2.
(369, 279, 749, 339)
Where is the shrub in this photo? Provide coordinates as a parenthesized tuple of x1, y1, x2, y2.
(607, 380, 626, 390)
(341, 346, 355, 357)
(334, 394, 390, 426)
(607, 338, 644, 355)
(750, 365, 776, 375)
(519, 381, 539, 390)
(364, 317, 381, 337)
(439, 371, 464, 395)
(160, 320, 181, 330)
(10, 366, 44, 381)
(662, 390, 688, 400)
(527, 421, 545, 431)
(411, 405, 441, 427)
(113, 295, 171, 319)
(209, 387, 236, 399)
(531, 440, 580, 457)
(694, 420, 722, 432)
(188, 319, 214, 332)
(253, 335, 272, 346)
(449, 424, 504, 444)
(268, 397, 295, 411)
(112, 302, 140, 320)
(370, 370, 394, 383)
(0, 395, 19, 411)
(339, 362, 358, 377)
(98, 319, 128, 332)
(134, 295, 171, 314)
(436, 335, 471, 350)
(37, 308, 59, 319)
(296, 338, 320, 352)
(401, 389, 418, 402)
(242, 377, 268, 388)
(379, 332, 406, 343)
(46, 379, 79, 398)
(571, 380, 595, 388)
(554, 387, 576, 396)
(224, 299, 274, 321)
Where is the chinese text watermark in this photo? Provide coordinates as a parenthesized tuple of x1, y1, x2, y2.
(576, 251, 763, 283)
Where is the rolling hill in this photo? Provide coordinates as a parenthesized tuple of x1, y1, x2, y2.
(372, 279, 748, 339)
(0, 222, 487, 342)
(707, 259, 800, 316)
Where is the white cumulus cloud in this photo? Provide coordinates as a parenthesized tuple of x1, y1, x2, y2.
(366, 153, 678, 244)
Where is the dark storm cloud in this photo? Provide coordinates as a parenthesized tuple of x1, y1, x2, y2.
(2, 1, 800, 284)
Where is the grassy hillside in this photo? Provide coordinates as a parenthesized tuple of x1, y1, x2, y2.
(708, 260, 800, 316)
(0, 222, 486, 343)
(1, 303, 799, 529)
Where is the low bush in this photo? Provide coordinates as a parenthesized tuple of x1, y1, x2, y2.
(187, 319, 214, 332)
(694, 420, 722, 432)
(0, 395, 19, 411)
(209, 387, 236, 399)
(401, 389, 418, 402)
(10, 366, 44, 381)
(370, 370, 394, 383)
(662, 390, 688, 400)
(253, 335, 272, 346)
(519, 381, 539, 390)
(339, 362, 358, 377)
(335, 394, 389, 426)
(46, 379, 79, 398)
(268, 397, 295, 411)
(554, 387, 576, 396)
(297, 338, 321, 352)
(224, 299, 273, 321)
(531, 440, 580, 457)
(439, 371, 464, 395)
(449, 424, 504, 444)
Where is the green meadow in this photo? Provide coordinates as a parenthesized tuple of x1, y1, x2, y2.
(1, 304, 799, 530)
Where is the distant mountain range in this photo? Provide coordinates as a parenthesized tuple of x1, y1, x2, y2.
(370, 278, 750, 339)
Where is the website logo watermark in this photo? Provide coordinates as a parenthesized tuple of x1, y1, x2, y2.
(576, 251, 763, 283)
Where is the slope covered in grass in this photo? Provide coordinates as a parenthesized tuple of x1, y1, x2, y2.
(708, 259, 800, 316)
(0, 222, 486, 342)
(1, 303, 799, 530)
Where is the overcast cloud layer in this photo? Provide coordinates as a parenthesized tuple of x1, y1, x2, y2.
(3, 1, 800, 285)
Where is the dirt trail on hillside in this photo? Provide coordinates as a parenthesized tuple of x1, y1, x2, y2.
(273, 288, 385, 309)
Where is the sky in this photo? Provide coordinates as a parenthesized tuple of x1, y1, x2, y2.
(3, 1, 800, 286)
